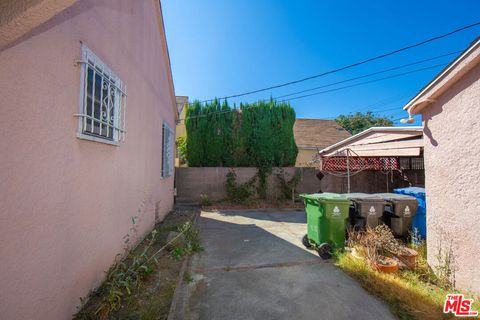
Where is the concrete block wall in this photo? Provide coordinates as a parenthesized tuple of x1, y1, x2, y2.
(175, 167, 424, 204)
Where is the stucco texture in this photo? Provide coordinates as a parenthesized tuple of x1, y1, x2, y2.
(0, 1, 176, 319)
(422, 62, 480, 294)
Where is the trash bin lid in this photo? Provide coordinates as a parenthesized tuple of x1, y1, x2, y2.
(394, 187, 426, 198)
(375, 193, 417, 201)
(300, 193, 350, 202)
(342, 193, 385, 201)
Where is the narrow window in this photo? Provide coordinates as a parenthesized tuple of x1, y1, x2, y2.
(162, 123, 174, 177)
(76, 44, 127, 144)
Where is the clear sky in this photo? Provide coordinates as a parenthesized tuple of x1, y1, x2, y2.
(162, 1, 480, 125)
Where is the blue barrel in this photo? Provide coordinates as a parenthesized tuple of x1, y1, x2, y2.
(394, 187, 426, 239)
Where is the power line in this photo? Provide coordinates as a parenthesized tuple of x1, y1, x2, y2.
(179, 52, 452, 122)
(277, 63, 446, 102)
(200, 22, 480, 103)
(273, 51, 460, 100)
(178, 62, 444, 122)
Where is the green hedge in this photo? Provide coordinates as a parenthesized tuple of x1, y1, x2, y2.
(185, 99, 297, 167)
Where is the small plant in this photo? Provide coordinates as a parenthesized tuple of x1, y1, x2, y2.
(183, 272, 194, 283)
(434, 237, 456, 289)
(171, 247, 186, 261)
(176, 136, 187, 165)
(225, 168, 256, 203)
(169, 221, 202, 260)
(276, 168, 301, 202)
(75, 217, 202, 319)
(200, 192, 211, 207)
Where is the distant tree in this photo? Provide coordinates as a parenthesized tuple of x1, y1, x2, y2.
(335, 111, 393, 135)
(176, 136, 187, 165)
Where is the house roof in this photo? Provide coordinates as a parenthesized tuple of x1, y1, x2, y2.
(319, 126, 423, 157)
(294, 119, 351, 150)
(404, 36, 480, 114)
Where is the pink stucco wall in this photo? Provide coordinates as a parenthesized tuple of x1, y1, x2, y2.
(0, 1, 176, 319)
(421, 62, 480, 294)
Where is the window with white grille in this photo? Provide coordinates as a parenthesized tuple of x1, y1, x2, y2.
(162, 123, 174, 178)
(75, 44, 127, 144)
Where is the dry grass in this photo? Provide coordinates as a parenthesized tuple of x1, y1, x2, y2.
(336, 247, 480, 320)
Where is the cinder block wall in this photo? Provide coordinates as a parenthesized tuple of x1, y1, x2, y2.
(175, 167, 424, 204)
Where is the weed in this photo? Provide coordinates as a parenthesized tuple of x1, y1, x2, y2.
(74, 215, 201, 320)
(225, 168, 257, 203)
(184, 272, 194, 283)
(200, 192, 212, 207)
(171, 247, 186, 261)
(275, 168, 301, 202)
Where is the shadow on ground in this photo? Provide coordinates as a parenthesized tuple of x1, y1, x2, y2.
(173, 210, 395, 320)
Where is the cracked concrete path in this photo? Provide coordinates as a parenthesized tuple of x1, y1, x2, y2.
(173, 209, 396, 320)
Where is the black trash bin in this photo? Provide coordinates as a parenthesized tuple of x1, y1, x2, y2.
(376, 193, 418, 237)
(343, 193, 386, 230)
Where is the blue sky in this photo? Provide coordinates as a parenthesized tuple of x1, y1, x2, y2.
(162, 1, 480, 125)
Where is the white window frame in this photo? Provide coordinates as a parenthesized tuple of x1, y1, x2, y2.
(162, 122, 174, 178)
(75, 44, 127, 145)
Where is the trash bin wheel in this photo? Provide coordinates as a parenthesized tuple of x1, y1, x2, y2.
(317, 243, 332, 259)
(302, 234, 312, 249)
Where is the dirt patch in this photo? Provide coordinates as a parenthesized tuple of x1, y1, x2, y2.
(74, 207, 200, 320)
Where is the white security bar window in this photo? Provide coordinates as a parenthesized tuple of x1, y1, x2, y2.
(75, 44, 127, 144)
(162, 122, 174, 177)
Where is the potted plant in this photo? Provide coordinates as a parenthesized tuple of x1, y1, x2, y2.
(373, 255, 399, 273)
(360, 225, 400, 273)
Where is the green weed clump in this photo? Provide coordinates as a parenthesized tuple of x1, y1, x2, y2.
(74, 218, 202, 320)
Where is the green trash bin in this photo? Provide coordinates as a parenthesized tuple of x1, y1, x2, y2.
(300, 193, 350, 259)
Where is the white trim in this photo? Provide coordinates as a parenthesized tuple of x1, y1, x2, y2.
(319, 126, 423, 155)
(403, 37, 480, 113)
(76, 132, 119, 146)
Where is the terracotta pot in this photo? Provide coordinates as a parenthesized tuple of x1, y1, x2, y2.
(373, 256, 398, 273)
(396, 247, 418, 270)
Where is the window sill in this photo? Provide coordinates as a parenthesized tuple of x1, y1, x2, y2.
(77, 133, 119, 146)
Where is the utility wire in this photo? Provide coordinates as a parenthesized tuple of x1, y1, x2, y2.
(273, 51, 460, 100)
(277, 63, 446, 102)
(178, 53, 452, 122)
(199, 22, 480, 103)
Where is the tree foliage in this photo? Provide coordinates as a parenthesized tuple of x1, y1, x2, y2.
(176, 136, 187, 165)
(335, 112, 393, 135)
(185, 99, 298, 167)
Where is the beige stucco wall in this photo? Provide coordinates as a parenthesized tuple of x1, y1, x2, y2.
(295, 148, 318, 167)
(421, 62, 480, 294)
(0, 1, 176, 319)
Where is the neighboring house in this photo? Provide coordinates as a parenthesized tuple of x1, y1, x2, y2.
(0, 1, 177, 319)
(318, 126, 425, 191)
(175, 95, 188, 167)
(318, 126, 424, 158)
(403, 37, 480, 295)
(294, 119, 351, 167)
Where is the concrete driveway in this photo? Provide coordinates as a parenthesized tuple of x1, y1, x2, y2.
(173, 209, 395, 320)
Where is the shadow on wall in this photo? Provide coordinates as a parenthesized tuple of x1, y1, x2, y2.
(319, 170, 425, 194)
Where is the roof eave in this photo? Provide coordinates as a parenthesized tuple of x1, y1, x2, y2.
(318, 126, 423, 155)
(403, 37, 480, 115)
